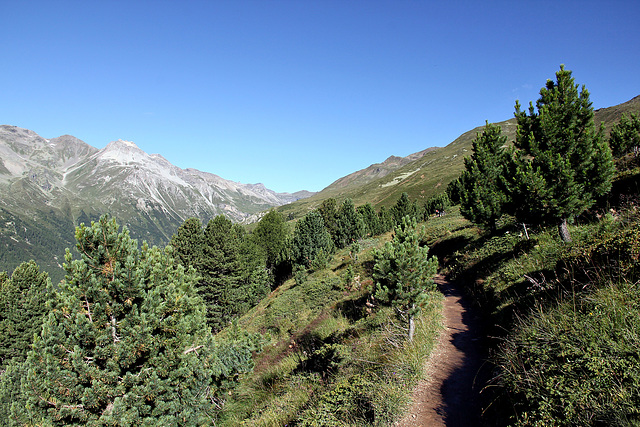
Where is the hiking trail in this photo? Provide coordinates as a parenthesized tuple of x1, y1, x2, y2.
(396, 275, 488, 426)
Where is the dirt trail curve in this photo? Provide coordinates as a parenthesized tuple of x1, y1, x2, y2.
(396, 275, 488, 427)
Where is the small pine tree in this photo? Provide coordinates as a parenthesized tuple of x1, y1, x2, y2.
(10, 215, 258, 425)
(609, 113, 640, 159)
(334, 198, 364, 249)
(391, 192, 418, 225)
(459, 122, 510, 232)
(251, 209, 291, 285)
(357, 203, 383, 236)
(291, 211, 333, 269)
(373, 216, 438, 341)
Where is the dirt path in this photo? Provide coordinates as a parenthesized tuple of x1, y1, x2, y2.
(396, 275, 487, 426)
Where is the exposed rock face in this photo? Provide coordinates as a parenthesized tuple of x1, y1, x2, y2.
(0, 125, 312, 279)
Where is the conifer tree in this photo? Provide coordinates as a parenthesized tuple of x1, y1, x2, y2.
(512, 65, 614, 241)
(373, 217, 438, 341)
(423, 193, 451, 219)
(459, 122, 510, 231)
(609, 113, 640, 159)
(317, 198, 339, 244)
(391, 192, 418, 225)
(251, 209, 291, 284)
(334, 198, 364, 248)
(0, 261, 50, 366)
(378, 206, 394, 233)
(291, 211, 333, 268)
(169, 217, 204, 271)
(10, 215, 258, 425)
(200, 215, 269, 332)
(357, 203, 383, 236)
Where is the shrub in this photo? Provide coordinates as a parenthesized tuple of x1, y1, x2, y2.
(499, 281, 640, 425)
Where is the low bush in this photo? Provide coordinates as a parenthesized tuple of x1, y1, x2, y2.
(499, 281, 640, 426)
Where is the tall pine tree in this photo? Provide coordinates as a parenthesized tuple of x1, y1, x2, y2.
(291, 210, 333, 268)
(512, 65, 614, 241)
(200, 215, 270, 332)
(250, 209, 291, 285)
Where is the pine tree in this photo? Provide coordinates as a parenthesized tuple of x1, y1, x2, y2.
(512, 65, 614, 241)
(423, 193, 451, 219)
(378, 206, 394, 233)
(291, 211, 333, 268)
(170, 217, 204, 271)
(200, 215, 269, 332)
(373, 216, 438, 341)
(0, 261, 50, 366)
(391, 192, 418, 225)
(357, 203, 383, 236)
(609, 113, 640, 159)
(10, 215, 257, 425)
(317, 198, 339, 245)
(334, 198, 364, 249)
(251, 209, 291, 285)
(459, 122, 510, 231)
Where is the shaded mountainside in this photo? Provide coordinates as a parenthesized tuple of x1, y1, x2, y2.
(0, 126, 312, 282)
(278, 95, 640, 219)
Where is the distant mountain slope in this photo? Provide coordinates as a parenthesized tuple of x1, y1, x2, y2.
(324, 148, 437, 192)
(278, 95, 640, 219)
(0, 126, 312, 281)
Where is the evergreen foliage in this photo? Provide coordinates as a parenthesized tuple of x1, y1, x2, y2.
(373, 216, 438, 341)
(391, 192, 418, 225)
(7, 215, 259, 425)
(511, 65, 615, 241)
(316, 198, 339, 245)
(609, 112, 640, 158)
(357, 203, 384, 236)
(333, 199, 364, 249)
(291, 211, 333, 269)
(423, 193, 451, 219)
(200, 216, 270, 332)
(0, 260, 50, 366)
(377, 206, 394, 233)
(458, 122, 510, 231)
(250, 210, 291, 285)
(169, 217, 204, 271)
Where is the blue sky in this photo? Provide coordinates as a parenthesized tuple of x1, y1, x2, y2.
(2, 1, 639, 193)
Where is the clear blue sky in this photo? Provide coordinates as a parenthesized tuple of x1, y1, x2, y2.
(2, 1, 639, 193)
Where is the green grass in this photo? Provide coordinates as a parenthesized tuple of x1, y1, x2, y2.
(422, 171, 640, 425)
(216, 230, 443, 426)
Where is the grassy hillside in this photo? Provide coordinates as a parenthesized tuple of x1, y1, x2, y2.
(278, 95, 640, 221)
(216, 232, 444, 426)
(221, 95, 640, 425)
(425, 162, 640, 424)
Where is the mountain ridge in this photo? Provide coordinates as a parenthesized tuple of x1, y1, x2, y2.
(277, 95, 640, 219)
(0, 125, 313, 281)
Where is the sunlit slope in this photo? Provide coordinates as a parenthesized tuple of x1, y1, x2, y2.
(278, 95, 640, 219)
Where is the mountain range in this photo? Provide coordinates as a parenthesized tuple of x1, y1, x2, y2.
(0, 125, 311, 281)
(1, 94, 638, 282)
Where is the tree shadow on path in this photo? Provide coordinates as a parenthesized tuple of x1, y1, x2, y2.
(434, 277, 491, 427)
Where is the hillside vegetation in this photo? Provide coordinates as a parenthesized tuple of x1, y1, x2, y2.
(1, 66, 639, 425)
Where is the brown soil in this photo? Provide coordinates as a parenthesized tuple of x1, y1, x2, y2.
(396, 275, 488, 426)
